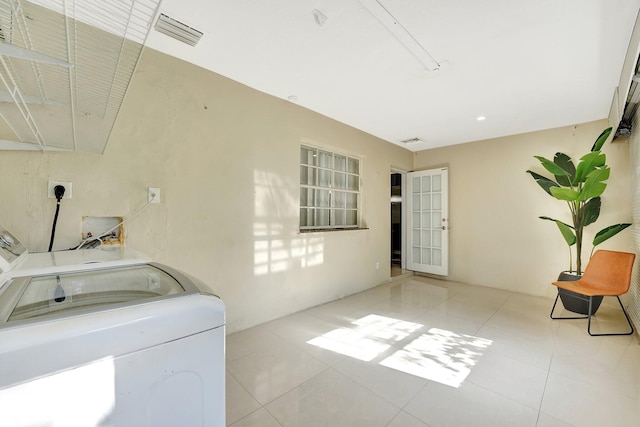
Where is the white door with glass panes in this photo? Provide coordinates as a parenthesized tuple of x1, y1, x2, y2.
(407, 168, 448, 275)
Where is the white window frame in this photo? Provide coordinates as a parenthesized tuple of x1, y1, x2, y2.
(300, 144, 361, 230)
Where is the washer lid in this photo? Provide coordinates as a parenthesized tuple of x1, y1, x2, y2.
(2, 264, 187, 323)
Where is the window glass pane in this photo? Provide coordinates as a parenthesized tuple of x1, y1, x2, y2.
(345, 210, 357, 225)
(432, 175, 442, 191)
(433, 193, 442, 210)
(346, 193, 358, 209)
(348, 158, 359, 174)
(316, 209, 330, 227)
(412, 177, 421, 193)
(412, 246, 420, 263)
(301, 189, 315, 208)
(412, 229, 420, 246)
(422, 212, 431, 229)
(319, 169, 331, 188)
(300, 166, 307, 185)
(433, 249, 442, 266)
(433, 230, 442, 248)
(300, 208, 313, 226)
(317, 190, 330, 207)
(300, 146, 316, 166)
(300, 165, 316, 186)
(299, 208, 307, 226)
(412, 194, 420, 211)
(422, 248, 431, 265)
(335, 155, 347, 172)
(422, 194, 431, 210)
(334, 172, 346, 189)
(422, 176, 431, 192)
(412, 212, 420, 227)
(319, 151, 332, 168)
(347, 175, 359, 191)
(433, 212, 442, 228)
(334, 210, 346, 226)
(422, 230, 431, 247)
(333, 192, 346, 208)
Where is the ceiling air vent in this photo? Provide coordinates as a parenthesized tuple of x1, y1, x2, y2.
(154, 13, 203, 46)
(400, 137, 424, 144)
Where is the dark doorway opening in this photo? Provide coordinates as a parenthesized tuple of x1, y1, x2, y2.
(391, 173, 402, 269)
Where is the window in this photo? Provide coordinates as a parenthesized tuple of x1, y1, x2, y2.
(300, 145, 361, 230)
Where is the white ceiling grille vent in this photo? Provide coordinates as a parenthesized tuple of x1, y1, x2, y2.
(154, 13, 203, 46)
(400, 137, 423, 144)
(614, 55, 640, 142)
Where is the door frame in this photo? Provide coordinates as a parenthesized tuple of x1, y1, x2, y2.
(406, 167, 449, 276)
(391, 168, 408, 271)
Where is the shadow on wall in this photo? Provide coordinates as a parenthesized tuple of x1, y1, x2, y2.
(253, 169, 324, 276)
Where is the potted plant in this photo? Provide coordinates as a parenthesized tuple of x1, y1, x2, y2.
(526, 127, 631, 314)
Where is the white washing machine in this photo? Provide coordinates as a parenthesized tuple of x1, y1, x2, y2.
(0, 225, 225, 427)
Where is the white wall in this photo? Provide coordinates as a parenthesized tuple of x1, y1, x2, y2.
(628, 107, 640, 327)
(413, 121, 632, 298)
(0, 48, 413, 333)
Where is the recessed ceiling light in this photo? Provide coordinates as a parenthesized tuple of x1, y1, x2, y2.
(476, 116, 486, 121)
(287, 95, 298, 102)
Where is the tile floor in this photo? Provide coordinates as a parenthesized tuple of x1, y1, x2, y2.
(225, 275, 640, 427)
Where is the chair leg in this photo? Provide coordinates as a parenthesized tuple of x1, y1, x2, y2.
(587, 296, 635, 336)
(549, 291, 588, 320)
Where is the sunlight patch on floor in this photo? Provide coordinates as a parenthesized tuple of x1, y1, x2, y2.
(307, 314, 491, 387)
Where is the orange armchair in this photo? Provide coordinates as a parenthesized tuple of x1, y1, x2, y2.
(550, 250, 636, 336)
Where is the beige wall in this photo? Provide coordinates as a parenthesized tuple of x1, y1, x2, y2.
(0, 48, 413, 333)
(413, 121, 632, 298)
(0, 48, 632, 332)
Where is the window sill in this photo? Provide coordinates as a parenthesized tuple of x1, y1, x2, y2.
(299, 227, 369, 233)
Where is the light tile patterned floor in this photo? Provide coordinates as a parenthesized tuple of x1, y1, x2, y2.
(226, 275, 640, 427)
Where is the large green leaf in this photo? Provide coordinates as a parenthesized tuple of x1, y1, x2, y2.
(586, 166, 610, 182)
(534, 156, 572, 178)
(556, 222, 577, 246)
(526, 170, 559, 195)
(578, 182, 606, 200)
(591, 127, 612, 152)
(578, 167, 609, 200)
(540, 216, 576, 246)
(553, 152, 575, 186)
(574, 152, 606, 183)
(550, 186, 579, 201)
(583, 197, 601, 226)
(593, 223, 632, 246)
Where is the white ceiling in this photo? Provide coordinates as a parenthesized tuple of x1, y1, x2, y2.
(145, 0, 640, 151)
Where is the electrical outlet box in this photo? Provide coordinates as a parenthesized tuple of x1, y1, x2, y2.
(82, 216, 123, 245)
(48, 180, 72, 199)
(148, 187, 160, 203)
